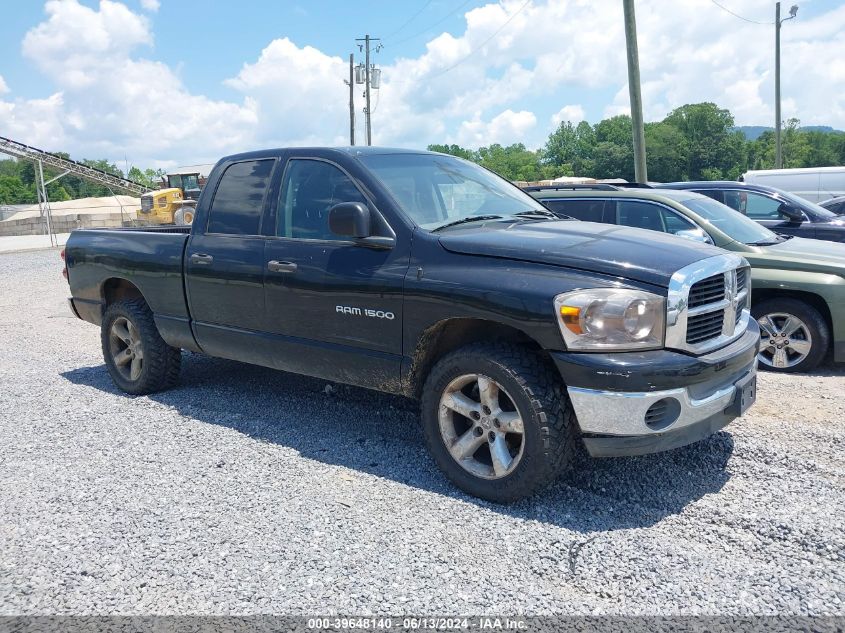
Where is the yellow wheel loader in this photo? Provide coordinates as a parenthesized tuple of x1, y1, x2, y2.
(137, 188, 197, 226)
(136, 169, 208, 226)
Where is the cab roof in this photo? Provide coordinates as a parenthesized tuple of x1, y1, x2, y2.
(218, 146, 437, 163)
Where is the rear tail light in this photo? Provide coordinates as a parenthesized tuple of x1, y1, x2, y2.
(60, 248, 68, 280)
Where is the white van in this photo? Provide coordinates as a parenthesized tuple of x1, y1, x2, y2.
(741, 166, 845, 203)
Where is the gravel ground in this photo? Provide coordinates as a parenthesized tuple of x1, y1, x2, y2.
(0, 249, 843, 616)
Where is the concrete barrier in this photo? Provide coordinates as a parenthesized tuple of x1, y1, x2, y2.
(0, 211, 137, 236)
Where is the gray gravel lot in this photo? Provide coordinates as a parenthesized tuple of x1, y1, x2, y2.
(0, 249, 843, 616)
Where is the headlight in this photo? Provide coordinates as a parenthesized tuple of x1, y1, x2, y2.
(553, 289, 665, 351)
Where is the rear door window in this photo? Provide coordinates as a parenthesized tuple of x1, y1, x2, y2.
(743, 192, 785, 219)
(612, 200, 700, 235)
(692, 189, 725, 205)
(615, 200, 666, 232)
(207, 159, 275, 235)
(542, 199, 607, 222)
(721, 190, 745, 212)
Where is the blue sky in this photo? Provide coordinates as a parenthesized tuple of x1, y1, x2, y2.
(1, 0, 843, 167)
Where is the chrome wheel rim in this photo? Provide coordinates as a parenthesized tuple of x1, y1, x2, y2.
(109, 316, 144, 381)
(438, 374, 525, 480)
(757, 312, 813, 369)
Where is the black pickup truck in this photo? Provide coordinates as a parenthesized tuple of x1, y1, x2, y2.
(64, 147, 760, 502)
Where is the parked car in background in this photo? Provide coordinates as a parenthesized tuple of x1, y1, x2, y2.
(63, 147, 761, 503)
(741, 167, 845, 203)
(820, 195, 845, 215)
(529, 186, 845, 373)
(654, 181, 845, 243)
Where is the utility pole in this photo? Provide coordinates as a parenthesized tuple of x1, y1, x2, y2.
(345, 53, 355, 145)
(364, 35, 372, 146)
(623, 0, 647, 183)
(775, 3, 798, 169)
(356, 34, 381, 146)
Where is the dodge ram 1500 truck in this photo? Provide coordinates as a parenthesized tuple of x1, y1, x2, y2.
(64, 147, 760, 502)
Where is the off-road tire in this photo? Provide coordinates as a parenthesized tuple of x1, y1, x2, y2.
(752, 298, 829, 373)
(101, 299, 181, 394)
(421, 342, 577, 503)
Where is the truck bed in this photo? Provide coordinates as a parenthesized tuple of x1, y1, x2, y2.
(65, 227, 192, 334)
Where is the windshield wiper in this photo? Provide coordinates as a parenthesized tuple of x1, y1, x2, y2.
(512, 209, 559, 220)
(747, 238, 784, 246)
(431, 215, 504, 232)
(747, 233, 794, 246)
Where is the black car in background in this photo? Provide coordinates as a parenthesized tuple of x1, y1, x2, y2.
(654, 181, 845, 243)
(821, 196, 845, 215)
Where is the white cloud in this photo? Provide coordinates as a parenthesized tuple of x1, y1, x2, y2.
(140, 0, 160, 11)
(2, 0, 256, 164)
(0, 75, 8, 95)
(551, 104, 585, 126)
(603, 1, 845, 127)
(225, 38, 350, 146)
(0, 93, 66, 150)
(454, 109, 537, 147)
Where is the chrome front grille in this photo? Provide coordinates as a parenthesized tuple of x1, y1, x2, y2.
(688, 274, 725, 308)
(687, 310, 725, 344)
(665, 254, 751, 354)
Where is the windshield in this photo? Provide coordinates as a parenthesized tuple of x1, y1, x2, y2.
(681, 196, 783, 245)
(779, 190, 839, 220)
(359, 153, 546, 230)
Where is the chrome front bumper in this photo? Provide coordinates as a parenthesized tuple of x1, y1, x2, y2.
(567, 364, 757, 457)
(568, 379, 742, 437)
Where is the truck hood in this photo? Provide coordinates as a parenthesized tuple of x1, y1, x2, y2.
(746, 236, 845, 275)
(437, 220, 727, 287)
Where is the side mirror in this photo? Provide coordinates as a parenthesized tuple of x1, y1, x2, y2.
(675, 228, 713, 245)
(778, 204, 804, 222)
(329, 202, 371, 238)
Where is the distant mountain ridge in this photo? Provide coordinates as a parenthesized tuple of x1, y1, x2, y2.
(735, 125, 843, 140)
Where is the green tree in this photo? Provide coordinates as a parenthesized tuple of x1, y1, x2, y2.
(476, 143, 545, 181)
(592, 141, 634, 181)
(644, 122, 688, 182)
(127, 166, 164, 189)
(544, 121, 578, 166)
(426, 144, 475, 160)
(0, 175, 34, 204)
(544, 120, 595, 175)
(663, 103, 741, 180)
(594, 115, 634, 146)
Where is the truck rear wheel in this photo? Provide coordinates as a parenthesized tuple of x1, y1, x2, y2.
(421, 342, 576, 503)
(753, 298, 829, 373)
(101, 299, 181, 394)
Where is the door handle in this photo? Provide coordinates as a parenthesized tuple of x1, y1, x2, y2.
(267, 260, 298, 273)
(190, 253, 214, 265)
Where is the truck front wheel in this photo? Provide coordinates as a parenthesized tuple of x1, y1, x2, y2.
(421, 343, 576, 503)
(101, 299, 181, 394)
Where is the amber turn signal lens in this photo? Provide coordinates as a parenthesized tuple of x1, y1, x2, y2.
(559, 305, 582, 334)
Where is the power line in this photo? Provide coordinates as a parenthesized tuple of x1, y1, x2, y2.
(423, 0, 532, 82)
(384, 0, 436, 40)
(388, 0, 476, 47)
(709, 0, 773, 25)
